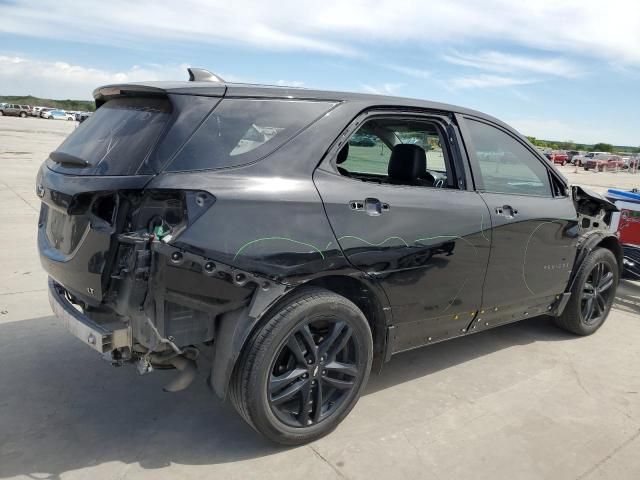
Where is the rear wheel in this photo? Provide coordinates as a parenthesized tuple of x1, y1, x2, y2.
(230, 287, 373, 445)
(0, 111, 3, 116)
(555, 248, 618, 335)
(19, 112, 26, 118)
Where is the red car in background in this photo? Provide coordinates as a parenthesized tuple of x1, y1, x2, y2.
(551, 151, 569, 165)
(584, 154, 624, 171)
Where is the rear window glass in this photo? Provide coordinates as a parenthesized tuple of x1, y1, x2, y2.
(51, 97, 171, 176)
(165, 99, 335, 172)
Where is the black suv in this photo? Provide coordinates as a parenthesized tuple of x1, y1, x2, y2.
(37, 68, 621, 444)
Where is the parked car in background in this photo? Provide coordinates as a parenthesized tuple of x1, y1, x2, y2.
(622, 155, 639, 169)
(74, 111, 92, 122)
(42, 109, 73, 120)
(570, 151, 587, 165)
(584, 154, 624, 171)
(37, 67, 622, 445)
(31, 106, 46, 117)
(0, 104, 31, 117)
(39, 108, 53, 118)
(551, 151, 569, 165)
(78, 111, 92, 123)
(573, 151, 606, 166)
(349, 132, 377, 146)
(566, 150, 580, 162)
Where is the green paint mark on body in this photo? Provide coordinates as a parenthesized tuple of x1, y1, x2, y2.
(233, 237, 325, 261)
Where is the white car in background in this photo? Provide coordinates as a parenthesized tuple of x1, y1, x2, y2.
(30, 106, 46, 117)
(41, 109, 75, 121)
(572, 151, 608, 166)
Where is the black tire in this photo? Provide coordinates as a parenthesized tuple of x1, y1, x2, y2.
(0, 111, 4, 116)
(20, 112, 26, 118)
(584, 166, 589, 171)
(230, 287, 373, 445)
(555, 248, 618, 335)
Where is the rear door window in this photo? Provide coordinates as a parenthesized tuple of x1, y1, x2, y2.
(165, 99, 335, 172)
(49, 97, 171, 176)
(465, 118, 552, 197)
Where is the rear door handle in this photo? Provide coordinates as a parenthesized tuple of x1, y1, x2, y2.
(495, 205, 518, 219)
(349, 198, 390, 216)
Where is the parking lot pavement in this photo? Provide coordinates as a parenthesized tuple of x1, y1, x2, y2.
(557, 163, 640, 195)
(1, 116, 639, 479)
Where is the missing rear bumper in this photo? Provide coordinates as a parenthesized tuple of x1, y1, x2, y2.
(48, 277, 132, 353)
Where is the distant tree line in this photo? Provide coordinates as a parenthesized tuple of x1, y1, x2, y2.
(526, 136, 640, 154)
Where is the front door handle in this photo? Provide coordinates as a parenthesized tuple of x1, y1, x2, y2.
(495, 205, 518, 219)
(349, 198, 390, 216)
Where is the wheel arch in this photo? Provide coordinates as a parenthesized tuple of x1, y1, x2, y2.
(597, 235, 623, 273)
(304, 274, 390, 371)
(569, 232, 623, 292)
(209, 273, 392, 400)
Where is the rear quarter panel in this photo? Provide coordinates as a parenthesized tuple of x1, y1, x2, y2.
(145, 101, 367, 284)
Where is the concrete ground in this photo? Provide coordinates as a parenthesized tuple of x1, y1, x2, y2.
(1, 115, 639, 480)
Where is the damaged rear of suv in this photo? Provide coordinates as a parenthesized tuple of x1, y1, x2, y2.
(39, 73, 340, 386)
(38, 69, 622, 444)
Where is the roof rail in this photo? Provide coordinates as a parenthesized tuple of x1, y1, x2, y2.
(187, 67, 225, 83)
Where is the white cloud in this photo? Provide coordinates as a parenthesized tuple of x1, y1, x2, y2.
(382, 64, 431, 80)
(443, 50, 585, 78)
(0, 55, 305, 99)
(0, 55, 189, 98)
(449, 74, 536, 89)
(360, 83, 404, 95)
(0, 1, 639, 66)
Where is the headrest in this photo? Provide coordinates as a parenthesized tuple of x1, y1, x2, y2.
(337, 143, 349, 164)
(388, 144, 426, 181)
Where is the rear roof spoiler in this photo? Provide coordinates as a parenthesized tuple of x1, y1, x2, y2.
(93, 84, 169, 107)
(93, 68, 226, 108)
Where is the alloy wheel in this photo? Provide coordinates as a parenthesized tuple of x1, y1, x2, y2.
(581, 261, 615, 325)
(268, 319, 361, 428)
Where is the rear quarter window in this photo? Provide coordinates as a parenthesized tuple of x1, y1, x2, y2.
(165, 98, 335, 172)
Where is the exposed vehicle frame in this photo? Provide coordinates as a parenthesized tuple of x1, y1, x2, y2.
(37, 69, 622, 444)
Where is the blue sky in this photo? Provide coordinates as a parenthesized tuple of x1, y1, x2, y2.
(0, 0, 639, 145)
